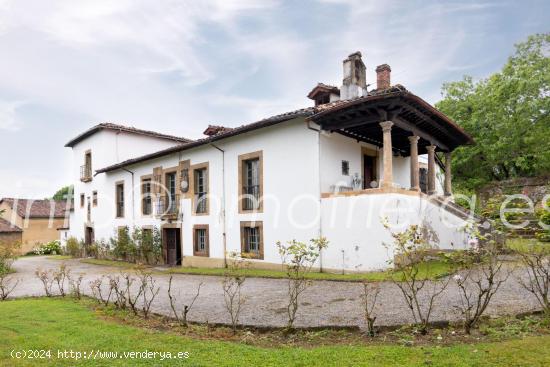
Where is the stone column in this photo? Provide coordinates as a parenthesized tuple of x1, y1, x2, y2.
(408, 136, 420, 191)
(444, 152, 452, 196)
(426, 145, 436, 195)
(380, 121, 394, 189)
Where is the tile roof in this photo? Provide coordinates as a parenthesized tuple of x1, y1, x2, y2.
(0, 218, 22, 233)
(0, 198, 69, 219)
(65, 122, 193, 148)
(96, 107, 315, 174)
(95, 84, 472, 174)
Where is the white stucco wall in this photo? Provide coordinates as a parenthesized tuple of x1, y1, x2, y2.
(67, 119, 463, 272)
(320, 131, 412, 192)
(320, 193, 470, 271)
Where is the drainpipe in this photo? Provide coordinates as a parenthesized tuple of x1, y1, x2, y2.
(122, 168, 135, 228)
(307, 120, 324, 272)
(210, 143, 227, 268)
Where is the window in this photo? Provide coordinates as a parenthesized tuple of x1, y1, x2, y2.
(80, 194, 85, 208)
(115, 182, 124, 218)
(141, 178, 152, 215)
(92, 191, 98, 206)
(87, 199, 91, 222)
(341, 160, 350, 176)
(240, 221, 263, 259)
(194, 167, 207, 214)
(193, 225, 209, 256)
(80, 151, 92, 182)
(239, 151, 263, 213)
(162, 171, 178, 215)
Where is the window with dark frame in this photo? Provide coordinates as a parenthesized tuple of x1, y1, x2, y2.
(92, 191, 98, 206)
(141, 178, 152, 215)
(242, 158, 260, 210)
(165, 171, 178, 214)
(80, 194, 85, 208)
(241, 222, 263, 259)
(194, 168, 207, 214)
(193, 226, 209, 256)
(341, 160, 350, 176)
(116, 183, 124, 218)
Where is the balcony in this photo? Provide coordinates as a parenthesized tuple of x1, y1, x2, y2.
(80, 164, 92, 182)
(156, 195, 180, 218)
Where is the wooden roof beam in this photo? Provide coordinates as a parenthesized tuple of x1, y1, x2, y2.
(392, 116, 450, 151)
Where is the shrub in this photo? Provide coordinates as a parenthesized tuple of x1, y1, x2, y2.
(449, 223, 509, 334)
(33, 240, 62, 255)
(383, 221, 449, 335)
(66, 237, 81, 258)
(535, 200, 550, 242)
(277, 237, 329, 330)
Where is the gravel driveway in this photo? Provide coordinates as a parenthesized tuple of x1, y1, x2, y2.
(6, 256, 541, 329)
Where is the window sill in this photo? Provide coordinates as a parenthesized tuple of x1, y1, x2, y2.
(241, 252, 263, 260)
(193, 251, 209, 257)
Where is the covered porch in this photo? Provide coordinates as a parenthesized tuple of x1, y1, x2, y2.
(309, 88, 473, 197)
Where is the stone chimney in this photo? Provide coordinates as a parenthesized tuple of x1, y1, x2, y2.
(375, 64, 391, 90)
(340, 51, 367, 100)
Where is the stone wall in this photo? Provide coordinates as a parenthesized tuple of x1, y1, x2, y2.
(478, 176, 549, 208)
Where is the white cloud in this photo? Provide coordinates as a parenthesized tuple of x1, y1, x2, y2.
(0, 100, 24, 131)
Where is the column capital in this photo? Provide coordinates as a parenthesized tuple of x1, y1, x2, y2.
(379, 121, 393, 132)
(408, 135, 420, 144)
(426, 145, 436, 152)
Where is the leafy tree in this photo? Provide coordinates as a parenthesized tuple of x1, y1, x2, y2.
(52, 185, 74, 202)
(436, 33, 550, 191)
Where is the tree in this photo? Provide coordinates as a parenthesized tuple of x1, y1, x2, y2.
(52, 185, 74, 202)
(436, 33, 550, 191)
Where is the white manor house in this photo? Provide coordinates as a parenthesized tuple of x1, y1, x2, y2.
(65, 52, 475, 272)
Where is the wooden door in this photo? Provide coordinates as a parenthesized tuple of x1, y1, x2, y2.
(363, 155, 376, 189)
(164, 228, 181, 266)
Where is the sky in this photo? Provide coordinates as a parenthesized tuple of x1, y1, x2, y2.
(0, 0, 548, 199)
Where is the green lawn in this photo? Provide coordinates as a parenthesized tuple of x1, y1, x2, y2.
(1, 298, 550, 366)
(47, 255, 73, 260)
(79, 258, 453, 282)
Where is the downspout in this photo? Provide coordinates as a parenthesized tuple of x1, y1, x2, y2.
(210, 143, 227, 268)
(307, 120, 324, 272)
(122, 168, 135, 228)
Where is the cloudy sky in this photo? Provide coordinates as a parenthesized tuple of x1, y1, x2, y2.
(0, 0, 548, 199)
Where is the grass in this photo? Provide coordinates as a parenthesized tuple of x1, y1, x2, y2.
(79, 258, 453, 282)
(47, 255, 73, 260)
(1, 298, 550, 366)
(507, 237, 550, 254)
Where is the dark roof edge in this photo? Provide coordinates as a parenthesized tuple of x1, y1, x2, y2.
(96, 110, 313, 174)
(65, 123, 193, 148)
(308, 90, 473, 144)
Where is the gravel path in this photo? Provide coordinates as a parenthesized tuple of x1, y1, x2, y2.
(6, 256, 541, 329)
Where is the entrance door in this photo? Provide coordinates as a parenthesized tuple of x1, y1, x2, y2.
(163, 228, 181, 266)
(363, 155, 376, 189)
(84, 226, 94, 246)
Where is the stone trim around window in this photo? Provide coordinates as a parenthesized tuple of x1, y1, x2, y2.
(238, 150, 263, 214)
(140, 174, 153, 217)
(190, 162, 210, 216)
(240, 221, 264, 260)
(193, 224, 209, 257)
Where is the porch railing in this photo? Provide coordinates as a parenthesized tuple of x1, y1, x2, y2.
(156, 195, 179, 216)
(80, 164, 92, 182)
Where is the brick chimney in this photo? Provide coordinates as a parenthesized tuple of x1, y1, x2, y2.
(375, 64, 391, 90)
(340, 51, 367, 99)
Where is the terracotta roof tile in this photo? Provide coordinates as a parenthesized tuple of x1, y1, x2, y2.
(65, 122, 193, 148)
(0, 218, 22, 233)
(0, 198, 69, 219)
